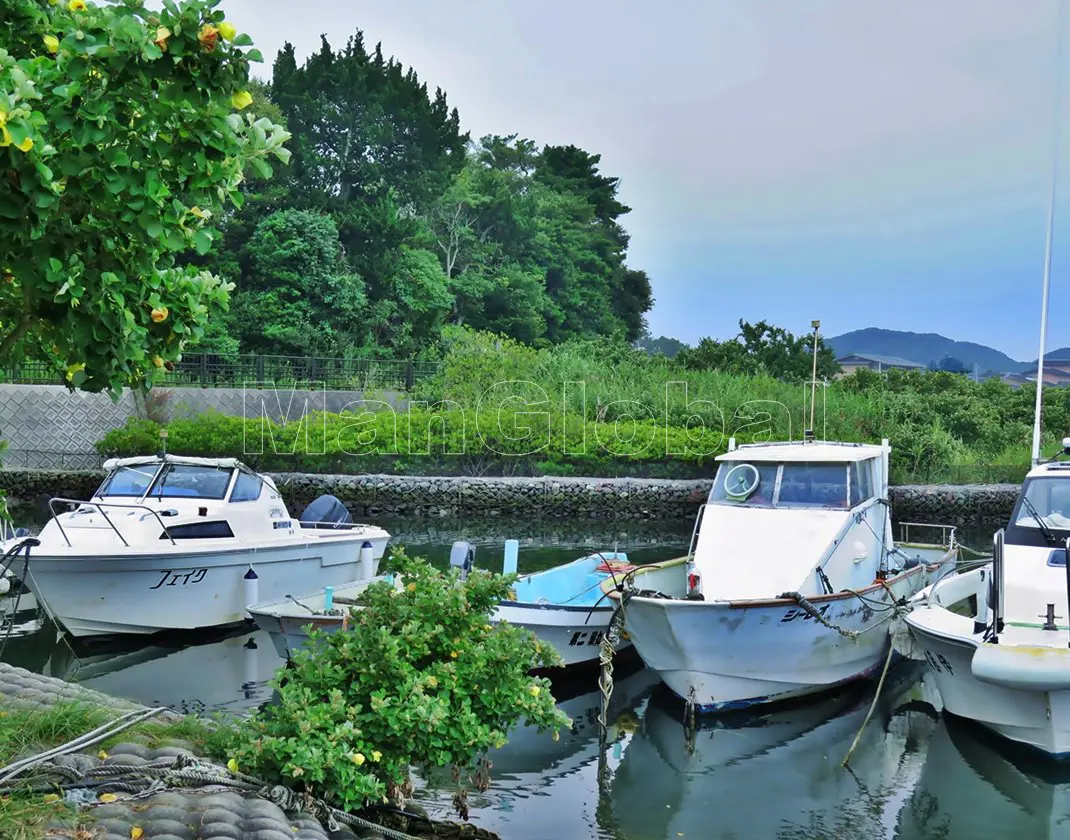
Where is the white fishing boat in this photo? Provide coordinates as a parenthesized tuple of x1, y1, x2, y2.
(7, 454, 390, 639)
(605, 436, 958, 711)
(250, 541, 636, 669)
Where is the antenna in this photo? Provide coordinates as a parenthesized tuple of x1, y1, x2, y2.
(806, 320, 820, 441)
(1033, 0, 1065, 466)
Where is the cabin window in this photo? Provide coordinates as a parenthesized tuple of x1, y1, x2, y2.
(229, 471, 263, 503)
(145, 464, 233, 500)
(711, 463, 779, 507)
(778, 463, 849, 509)
(160, 520, 235, 539)
(97, 465, 158, 497)
(1012, 477, 1070, 531)
(849, 460, 875, 507)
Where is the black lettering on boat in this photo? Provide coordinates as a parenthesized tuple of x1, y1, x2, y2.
(569, 631, 588, 646)
(149, 568, 209, 590)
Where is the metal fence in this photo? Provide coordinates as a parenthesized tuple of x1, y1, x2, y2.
(2, 450, 105, 471)
(0, 354, 441, 391)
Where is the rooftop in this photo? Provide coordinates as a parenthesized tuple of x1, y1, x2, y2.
(718, 440, 887, 463)
(835, 352, 927, 369)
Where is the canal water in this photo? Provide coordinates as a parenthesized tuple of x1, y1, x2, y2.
(0, 515, 1047, 840)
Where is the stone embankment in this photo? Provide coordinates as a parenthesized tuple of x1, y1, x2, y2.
(0, 468, 1022, 524)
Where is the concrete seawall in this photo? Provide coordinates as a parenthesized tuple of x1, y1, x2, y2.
(0, 469, 1021, 525)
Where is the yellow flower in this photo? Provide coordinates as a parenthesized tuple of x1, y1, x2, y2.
(131, 828, 144, 840)
(154, 26, 170, 50)
(226, 758, 239, 773)
(152, 356, 164, 369)
(231, 89, 253, 110)
(450, 650, 458, 659)
(0, 112, 6, 128)
(0, 127, 11, 148)
(189, 206, 209, 219)
(97, 749, 108, 760)
(350, 752, 365, 766)
(98, 793, 118, 803)
(371, 750, 382, 762)
(218, 21, 237, 41)
(198, 23, 219, 51)
(68, 0, 86, 11)
(406, 582, 416, 592)
(151, 306, 168, 322)
(43, 35, 59, 53)
(426, 676, 438, 688)
(16, 136, 32, 153)
(528, 685, 540, 697)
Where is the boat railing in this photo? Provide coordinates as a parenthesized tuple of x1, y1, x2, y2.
(897, 521, 957, 550)
(298, 521, 377, 533)
(47, 498, 177, 548)
(985, 527, 1005, 643)
(686, 503, 707, 561)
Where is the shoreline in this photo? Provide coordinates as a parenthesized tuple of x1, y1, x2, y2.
(1, 468, 1020, 525)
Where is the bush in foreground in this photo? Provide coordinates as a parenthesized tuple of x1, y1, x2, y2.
(213, 549, 570, 812)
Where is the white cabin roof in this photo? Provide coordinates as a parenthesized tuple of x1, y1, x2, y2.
(1026, 460, 1070, 480)
(716, 441, 887, 464)
(102, 454, 245, 471)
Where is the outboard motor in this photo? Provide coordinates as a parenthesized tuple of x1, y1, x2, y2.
(450, 541, 475, 581)
(300, 495, 353, 529)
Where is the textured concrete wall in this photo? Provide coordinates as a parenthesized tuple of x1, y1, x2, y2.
(0, 384, 402, 469)
(0, 467, 1022, 525)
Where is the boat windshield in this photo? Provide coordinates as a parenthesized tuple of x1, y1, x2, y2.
(710, 461, 850, 510)
(145, 464, 234, 500)
(97, 465, 160, 497)
(1012, 477, 1070, 531)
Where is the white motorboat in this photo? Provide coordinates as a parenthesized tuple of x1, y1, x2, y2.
(904, 445, 1070, 758)
(7, 454, 390, 639)
(250, 541, 636, 670)
(605, 437, 958, 711)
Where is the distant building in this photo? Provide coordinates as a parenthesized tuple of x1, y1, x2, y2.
(1025, 360, 1070, 386)
(835, 353, 927, 377)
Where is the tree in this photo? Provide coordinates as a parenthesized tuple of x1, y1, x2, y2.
(676, 320, 841, 381)
(0, 0, 290, 395)
(229, 209, 365, 356)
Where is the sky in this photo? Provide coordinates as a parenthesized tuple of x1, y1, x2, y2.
(220, 0, 1070, 361)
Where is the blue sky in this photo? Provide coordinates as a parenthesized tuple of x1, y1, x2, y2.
(223, 0, 1067, 360)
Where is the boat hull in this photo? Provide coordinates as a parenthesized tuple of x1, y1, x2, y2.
(907, 617, 1070, 758)
(494, 601, 630, 669)
(624, 563, 944, 710)
(27, 534, 389, 639)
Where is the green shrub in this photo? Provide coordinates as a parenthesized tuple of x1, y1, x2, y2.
(213, 549, 570, 811)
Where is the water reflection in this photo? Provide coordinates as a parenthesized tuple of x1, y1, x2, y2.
(39, 626, 284, 714)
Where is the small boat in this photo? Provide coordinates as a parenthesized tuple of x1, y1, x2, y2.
(604, 436, 958, 711)
(904, 442, 1070, 758)
(14, 454, 390, 639)
(250, 541, 636, 670)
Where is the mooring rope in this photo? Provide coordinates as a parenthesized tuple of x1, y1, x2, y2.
(0, 707, 500, 840)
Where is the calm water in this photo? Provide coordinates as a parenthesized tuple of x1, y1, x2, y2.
(0, 515, 1045, 840)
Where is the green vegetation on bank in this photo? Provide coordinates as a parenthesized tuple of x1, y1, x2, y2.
(96, 328, 1067, 484)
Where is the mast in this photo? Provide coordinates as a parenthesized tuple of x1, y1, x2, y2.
(807, 319, 820, 441)
(1033, 0, 1065, 466)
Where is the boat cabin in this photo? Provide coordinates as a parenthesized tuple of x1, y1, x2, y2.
(1005, 456, 1070, 549)
(688, 440, 893, 601)
(709, 441, 888, 511)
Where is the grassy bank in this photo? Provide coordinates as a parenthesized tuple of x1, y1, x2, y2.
(0, 701, 214, 840)
(96, 332, 1069, 484)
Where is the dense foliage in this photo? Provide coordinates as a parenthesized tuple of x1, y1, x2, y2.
(213, 549, 570, 811)
(0, 0, 289, 395)
(97, 326, 1065, 483)
(183, 34, 653, 358)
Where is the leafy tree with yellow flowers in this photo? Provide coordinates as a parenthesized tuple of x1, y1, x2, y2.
(0, 0, 290, 396)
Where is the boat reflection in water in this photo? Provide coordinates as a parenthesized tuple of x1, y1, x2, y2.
(41, 626, 287, 715)
(416, 661, 661, 838)
(898, 712, 1070, 840)
(610, 663, 941, 840)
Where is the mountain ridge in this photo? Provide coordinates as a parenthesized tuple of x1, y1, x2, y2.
(826, 328, 1045, 373)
